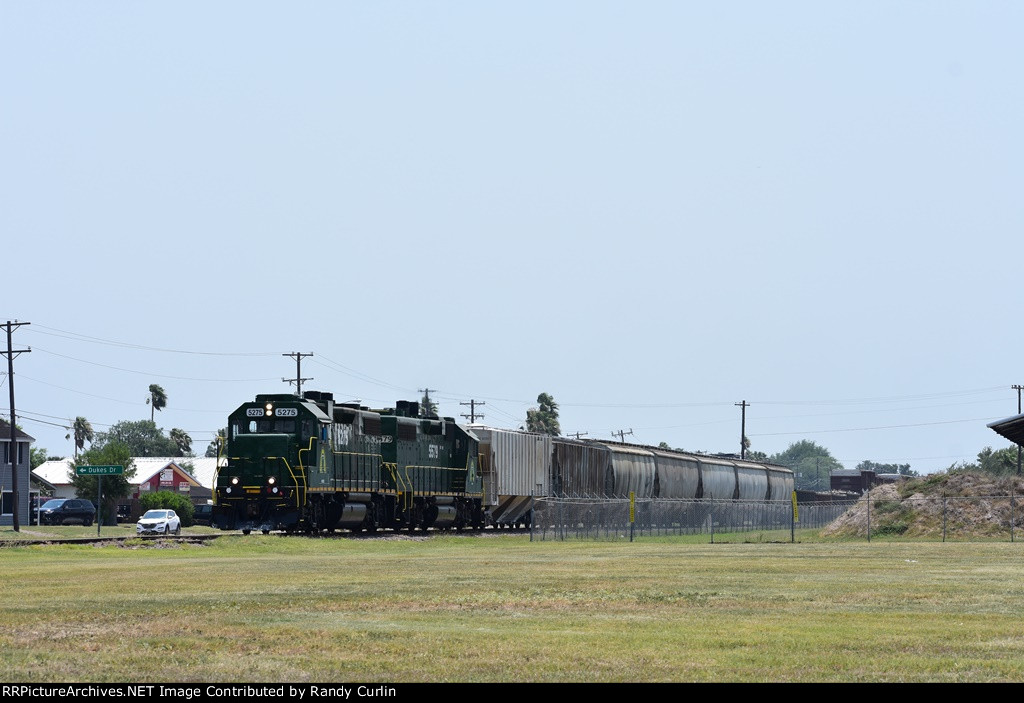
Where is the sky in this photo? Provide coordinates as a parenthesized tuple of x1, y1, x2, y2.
(2, 2, 1022, 473)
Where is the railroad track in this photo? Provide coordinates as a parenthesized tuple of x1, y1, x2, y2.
(0, 525, 530, 547)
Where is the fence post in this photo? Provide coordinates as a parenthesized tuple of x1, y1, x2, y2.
(866, 488, 871, 543)
(1012, 488, 1015, 544)
(790, 491, 796, 544)
(710, 495, 715, 544)
(942, 494, 947, 543)
(530, 493, 534, 543)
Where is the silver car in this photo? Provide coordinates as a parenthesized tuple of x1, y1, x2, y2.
(136, 509, 181, 535)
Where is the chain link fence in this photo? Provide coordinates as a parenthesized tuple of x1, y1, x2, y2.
(529, 494, 1024, 542)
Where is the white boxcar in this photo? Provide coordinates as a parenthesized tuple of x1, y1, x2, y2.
(473, 427, 552, 525)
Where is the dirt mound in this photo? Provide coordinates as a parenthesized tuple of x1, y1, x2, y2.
(821, 471, 1024, 538)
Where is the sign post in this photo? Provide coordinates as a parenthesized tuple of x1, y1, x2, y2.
(76, 465, 124, 536)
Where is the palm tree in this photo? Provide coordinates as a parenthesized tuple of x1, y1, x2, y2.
(525, 392, 561, 436)
(169, 428, 192, 457)
(72, 416, 94, 460)
(147, 384, 168, 422)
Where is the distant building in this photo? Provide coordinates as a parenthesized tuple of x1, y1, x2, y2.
(34, 456, 222, 507)
(0, 419, 34, 526)
(830, 469, 906, 494)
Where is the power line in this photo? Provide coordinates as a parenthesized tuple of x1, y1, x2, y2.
(749, 416, 1003, 436)
(32, 347, 279, 382)
(28, 324, 282, 356)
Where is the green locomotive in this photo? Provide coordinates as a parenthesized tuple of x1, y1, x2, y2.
(213, 391, 484, 534)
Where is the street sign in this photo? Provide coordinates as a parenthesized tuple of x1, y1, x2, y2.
(75, 465, 124, 475)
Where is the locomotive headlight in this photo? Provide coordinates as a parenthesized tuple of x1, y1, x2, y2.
(225, 487, 232, 494)
(267, 476, 276, 485)
(265, 403, 273, 416)
(272, 487, 279, 494)
(231, 477, 239, 485)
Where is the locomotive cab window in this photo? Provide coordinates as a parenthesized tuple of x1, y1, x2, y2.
(239, 419, 297, 434)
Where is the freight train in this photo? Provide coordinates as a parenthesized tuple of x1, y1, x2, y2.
(212, 391, 794, 534)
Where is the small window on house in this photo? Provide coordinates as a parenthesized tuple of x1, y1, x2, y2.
(1, 491, 12, 516)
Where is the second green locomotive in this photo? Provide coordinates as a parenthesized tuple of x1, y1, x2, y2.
(213, 391, 484, 534)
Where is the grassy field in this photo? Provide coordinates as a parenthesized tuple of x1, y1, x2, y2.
(2, 528, 1024, 682)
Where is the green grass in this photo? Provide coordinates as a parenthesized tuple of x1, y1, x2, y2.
(3, 533, 1024, 682)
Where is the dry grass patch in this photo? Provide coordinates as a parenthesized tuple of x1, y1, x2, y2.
(3, 536, 1024, 681)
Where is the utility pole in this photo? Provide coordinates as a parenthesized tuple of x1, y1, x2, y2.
(418, 388, 437, 418)
(735, 400, 749, 459)
(459, 399, 485, 423)
(2, 321, 30, 533)
(611, 428, 633, 443)
(567, 431, 588, 440)
(282, 352, 313, 396)
(1014, 385, 1023, 476)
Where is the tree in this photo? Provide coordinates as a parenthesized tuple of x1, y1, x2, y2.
(140, 489, 195, 527)
(94, 419, 179, 457)
(169, 428, 193, 457)
(71, 416, 94, 459)
(30, 447, 53, 470)
(69, 442, 136, 525)
(147, 384, 168, 422)
(525, 393, 561, 436)
(419, 389, 438, 418)
(948, 446, 1018, 476)
(769, 440, 844, 491)
(205, 428, 227, 458)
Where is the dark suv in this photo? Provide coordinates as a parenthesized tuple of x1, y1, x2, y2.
(193, 503, 213, 526)
(38, 498, 96, 526)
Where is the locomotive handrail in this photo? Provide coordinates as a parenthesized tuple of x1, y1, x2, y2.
(297, 435, 316, 473)
(385, 462, 410, 509)
(277, 456, 307, 509)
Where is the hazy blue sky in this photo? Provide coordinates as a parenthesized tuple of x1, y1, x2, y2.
(3, 2, 1022, 472)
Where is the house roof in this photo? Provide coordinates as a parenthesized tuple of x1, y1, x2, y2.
(0, 418, 35, 442)
(33, 460, 74, 485)
(131, 457, 223, 488)
(33, 456, 225, 489)
(31, 471, 57, 491)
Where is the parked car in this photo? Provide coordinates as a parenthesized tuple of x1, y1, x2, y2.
(38, 498, 96, 526)
(136, 509, 181, 536)
(193, 503, 213, 526)
(30, 496, 53, 524)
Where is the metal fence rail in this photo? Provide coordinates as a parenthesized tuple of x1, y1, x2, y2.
(529, 494, 1024, 542)
(530, 497, 855, 542)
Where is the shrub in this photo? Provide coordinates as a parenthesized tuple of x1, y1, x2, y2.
(139, 490, 195, 527)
